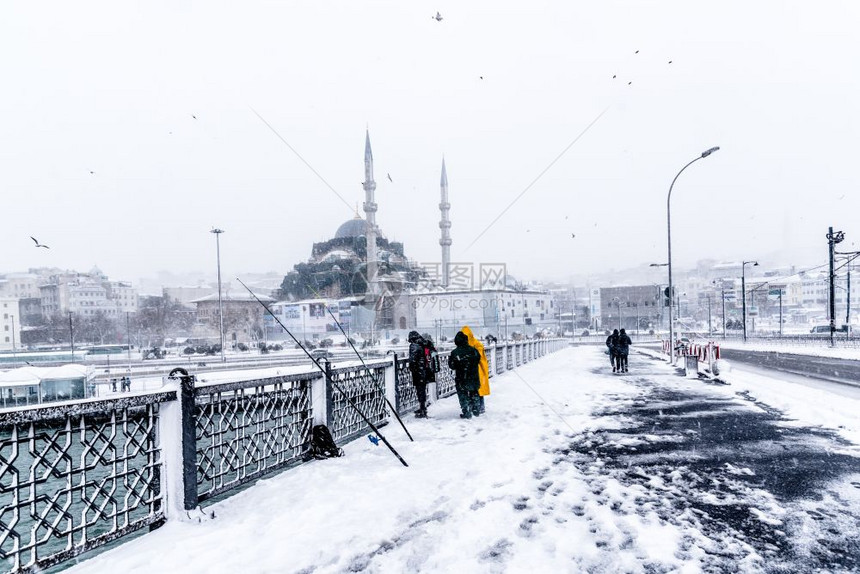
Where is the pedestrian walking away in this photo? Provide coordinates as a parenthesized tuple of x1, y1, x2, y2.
(448, 331, 481, 419)
(461, 326, 489, 414)
(408, 331, 430, 418)
(617, 328, 632, 373)
(606, 329, 620, 372)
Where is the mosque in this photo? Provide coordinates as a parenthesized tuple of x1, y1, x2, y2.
(270, 131, 557, 342)
(275, 131, 452, 335)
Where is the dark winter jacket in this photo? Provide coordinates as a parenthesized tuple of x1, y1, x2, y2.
(616, 331, 632, 355)
(408, 331, 428, 384)
(605, 330, 620, 354)
(448, 331, 481, 392)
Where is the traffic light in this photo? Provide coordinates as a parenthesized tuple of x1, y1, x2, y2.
(663, 286, 673, 308)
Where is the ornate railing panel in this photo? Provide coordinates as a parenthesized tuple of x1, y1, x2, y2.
(0, 392, 173, 573)
(495, 346, 504, 374)
(515, 343, 521, 366)
(506, 345, 514, 370)
(193, 374, 316, 504)
(327, 362, 388, 443)
(435, 359, 457, 399)
(394, 357, 418, 415)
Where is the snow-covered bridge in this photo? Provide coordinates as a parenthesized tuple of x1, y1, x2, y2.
(61, 345, 860, 573)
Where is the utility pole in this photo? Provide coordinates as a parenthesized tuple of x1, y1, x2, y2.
(827, 227, 844, 347)
(69, 311, 75, 359)
(779, 291, 783, 337)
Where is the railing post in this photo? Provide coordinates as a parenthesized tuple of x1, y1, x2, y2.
(324, 360, 334, 426)
(179, 372, 198, 511)
(385, 357, 397, 415)
(162, 367, 199, 516)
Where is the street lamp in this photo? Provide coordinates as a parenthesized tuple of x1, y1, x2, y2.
(741, 260, 758, 342)
(210, 228, 226, 363)
(666, 146, 720, 364)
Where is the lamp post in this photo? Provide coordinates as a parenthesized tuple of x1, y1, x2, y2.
(666, 146, 720, 364)
(210, 228, 226, 363)
(741, 260, 758, 342)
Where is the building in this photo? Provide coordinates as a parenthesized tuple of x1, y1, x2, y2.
(0, 273, 41, 300)
(190, 291, 274, 345)
(0, 364, 93, 407)
(411, 287, 558, 340)
(599, 285, 663, 332)
(38, 267, 139, 318)
(0, 298, 22, 352)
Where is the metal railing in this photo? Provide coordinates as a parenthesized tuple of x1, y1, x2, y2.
(0, 391, 174, 573)
(326, 361, 389, 444)
(0, 339, 568, 573)
(194, 373, 317, 504)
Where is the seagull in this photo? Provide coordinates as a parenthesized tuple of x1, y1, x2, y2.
(479, 76, 484, 80)
(635, 50, 639, 54)
(89, 170, 95, 175)
(628, 81, 632, 85)
(668, 60, 673, 64)
(387, 173, 393, 182)
(612, 75, 616, 79)
(433, 11, 443, 21)
(30, 236, 49, 249)
(192, 115, 197, 120)
(571, 234, 576, 239)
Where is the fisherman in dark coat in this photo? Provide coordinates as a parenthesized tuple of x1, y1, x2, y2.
(448, 331, 481, 419)
(616, 328, 632, 372)
(606, 329, 620, 372)
(408, 330, 429, 418)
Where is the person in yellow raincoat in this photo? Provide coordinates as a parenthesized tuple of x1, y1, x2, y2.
(461, 326, 489, 414)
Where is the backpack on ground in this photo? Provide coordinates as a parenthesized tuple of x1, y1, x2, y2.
(304, 424, 344, 460)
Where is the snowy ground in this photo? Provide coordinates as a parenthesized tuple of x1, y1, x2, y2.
(64, 347, 860, 574)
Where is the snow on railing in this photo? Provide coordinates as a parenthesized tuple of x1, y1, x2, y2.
(0, 339, 567, 573)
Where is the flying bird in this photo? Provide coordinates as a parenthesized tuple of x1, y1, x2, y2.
(635, 50, 639, 54)
(668, 60, 673, 64)
(612, 75, 616, 79)
(89, 170, 95, 175)
(192, 115, 197, 120)
(628, 81, 632, 85)
(479, 76, 484, 80)
(571, 234, 576, 239)
(30, 236, 49, 249)
(433, 11, 443, 21)
(387, 173, 393, 182)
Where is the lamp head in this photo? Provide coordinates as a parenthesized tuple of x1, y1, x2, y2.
(701, 146, 720, 158)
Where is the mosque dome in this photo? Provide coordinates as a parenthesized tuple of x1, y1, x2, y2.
(334, 216, 372, 239)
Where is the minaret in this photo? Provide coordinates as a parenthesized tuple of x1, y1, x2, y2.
(439, 158, 452, 288)
(362, 130, 379, 296)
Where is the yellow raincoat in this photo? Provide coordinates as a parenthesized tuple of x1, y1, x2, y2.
(461, 326, 490, 397)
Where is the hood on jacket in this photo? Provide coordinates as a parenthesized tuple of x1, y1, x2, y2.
(408, 331, 422, 343)
(461, 325, 479, 347)
(619, 329, 626, 335)
(613, 329, 619, 335)
(454, 331, 469, 347)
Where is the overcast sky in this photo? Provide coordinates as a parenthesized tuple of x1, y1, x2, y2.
(2, 0, 858, 287)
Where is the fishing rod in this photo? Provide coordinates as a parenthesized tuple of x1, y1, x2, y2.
(325, 307, 414, 442)
(237, 279, 409, 467)
(299, 280, 414, 442)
